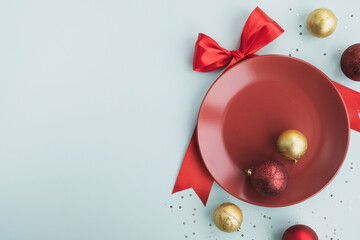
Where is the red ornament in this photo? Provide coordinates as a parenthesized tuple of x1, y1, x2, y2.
(341, 43, 360, 81)
(282, 225, 318, 240)
(248, 159, 288, 197)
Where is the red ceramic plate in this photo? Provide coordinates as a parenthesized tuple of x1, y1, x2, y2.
(197, 55, 350, 207)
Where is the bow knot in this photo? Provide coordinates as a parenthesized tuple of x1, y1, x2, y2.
(193, 7, 284, 73)
(230, 49, 245, 61)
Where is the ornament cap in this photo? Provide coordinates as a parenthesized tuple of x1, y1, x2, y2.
(246, 168, 253, 176)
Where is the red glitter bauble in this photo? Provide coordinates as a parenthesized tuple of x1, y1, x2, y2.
(282, 224, 318, 240)
(341, 43, 360, 81)
(249, 159, 288, 197)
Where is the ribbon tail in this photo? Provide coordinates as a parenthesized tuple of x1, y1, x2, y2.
(332, 81, 360, 132)
(172, 128, 214, 206)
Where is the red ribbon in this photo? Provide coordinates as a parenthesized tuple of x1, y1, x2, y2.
(173, 7, 360, 206)
(193, 7, 284, 72)
(172, 128, 213, 205)
(332, 82, 360, 132)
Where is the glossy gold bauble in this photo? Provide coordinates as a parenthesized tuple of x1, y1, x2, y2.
(277, 130, 307, 163)
(306, 8, 337, 38)
(213, 202, 243, 233)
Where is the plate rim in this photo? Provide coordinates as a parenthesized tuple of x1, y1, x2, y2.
(196, 54, 350, 207)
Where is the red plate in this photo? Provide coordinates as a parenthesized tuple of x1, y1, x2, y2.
(197, 55, 350, 207)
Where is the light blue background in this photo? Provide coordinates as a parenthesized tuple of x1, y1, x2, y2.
(0, 0, 359, 239)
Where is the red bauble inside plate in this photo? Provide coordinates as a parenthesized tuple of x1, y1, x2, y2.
(249, 159, 289, 197)
(197, 55, 349, 207)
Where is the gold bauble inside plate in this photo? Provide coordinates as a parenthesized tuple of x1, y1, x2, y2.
(277, 130, 308, 163)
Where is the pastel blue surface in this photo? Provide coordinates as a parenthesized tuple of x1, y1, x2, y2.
(0, 0, 359, 239)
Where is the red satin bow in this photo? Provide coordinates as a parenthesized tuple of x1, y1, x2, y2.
(193, 7, 284, 72)
(173, 7, 360, 206)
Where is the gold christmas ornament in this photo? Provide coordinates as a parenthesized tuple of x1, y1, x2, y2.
(277, 130, 307, 163)
(213, 202, 243, 233)
(306, 8, 337, 38)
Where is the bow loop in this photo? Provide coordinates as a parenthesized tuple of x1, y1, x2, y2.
(192, 33, 232, 72)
